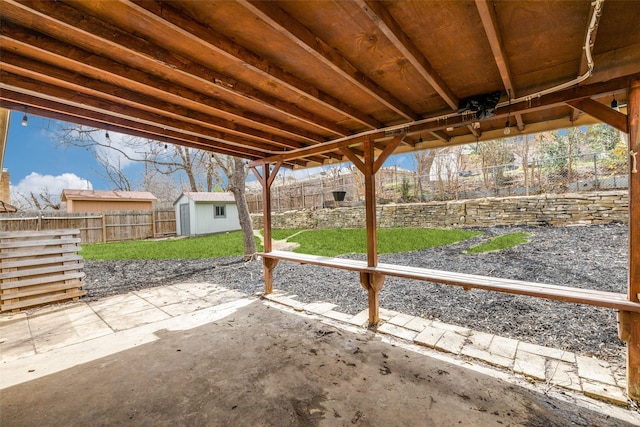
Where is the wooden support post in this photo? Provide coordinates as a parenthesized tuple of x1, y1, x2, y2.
(263, 258, 279, 295)
(359, 272, 386, 326)
(251, 162, 281, 294)
(625, 78, 640, 402)
(342, 134, 404, 324)
(363, 137, 378, 267)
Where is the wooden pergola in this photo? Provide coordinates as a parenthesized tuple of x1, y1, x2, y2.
(0, 0, 639, 401)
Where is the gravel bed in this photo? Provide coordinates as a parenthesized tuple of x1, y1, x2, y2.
(83, 223, 629, 364)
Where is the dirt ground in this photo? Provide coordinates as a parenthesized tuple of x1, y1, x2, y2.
(1, 302, 633, 427)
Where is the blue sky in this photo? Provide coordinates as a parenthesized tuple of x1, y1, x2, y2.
(4, 111, 144, 201)
(3, 110, 415, 204)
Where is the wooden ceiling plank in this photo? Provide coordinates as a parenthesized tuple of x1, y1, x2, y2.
(0, 23, 327, 144)
(566, 98, 628, 133)
(0, 50, 313, 151)
(128, 0, 381, 131)
(3, 0, 348, 138)
(357, 0, 459, 110)
(239, 0, 419, 121)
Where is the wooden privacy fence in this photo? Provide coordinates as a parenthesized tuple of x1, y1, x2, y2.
(0, 209, 176, 244)
(0, 229, 85, 312)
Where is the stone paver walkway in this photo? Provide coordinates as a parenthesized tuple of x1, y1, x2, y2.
(1, 283, 637, 418)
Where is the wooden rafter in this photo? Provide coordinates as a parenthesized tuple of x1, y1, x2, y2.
(1, 0, 348, 137)
(566, 98, 628, 133)
(0, 54, 312, 151)
(475, 0, 525, 131)
(128, 0, 381, 131)
(239, 0, 419, 121)
(356, 0, 459, 110)
(0, 23, 327, 145)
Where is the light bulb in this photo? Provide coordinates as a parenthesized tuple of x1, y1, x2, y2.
(105, 131, 111, 142)
(21, 114, 28, 126)
(503, 120, 511, 135)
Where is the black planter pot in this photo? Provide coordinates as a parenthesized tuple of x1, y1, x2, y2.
(332, 191, 346, 202)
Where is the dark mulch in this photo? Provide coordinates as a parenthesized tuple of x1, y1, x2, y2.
(83, 223, 629, 364)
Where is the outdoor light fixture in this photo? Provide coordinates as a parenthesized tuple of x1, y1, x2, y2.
(21, 107, 28, 127)
(503, 119, 511, 135)
(105, 131, 111, 142)
(504, 89, 512, 135)
(611, 96, 619, 111)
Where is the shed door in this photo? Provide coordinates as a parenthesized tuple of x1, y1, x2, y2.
(179, 203, 190, 236)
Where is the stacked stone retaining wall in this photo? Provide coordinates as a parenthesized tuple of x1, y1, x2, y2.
(251, 191, 628, 230)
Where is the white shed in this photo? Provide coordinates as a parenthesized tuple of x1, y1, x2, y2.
(173, 192, 240, 236)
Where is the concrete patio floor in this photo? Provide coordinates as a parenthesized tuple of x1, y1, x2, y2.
(1, 282, 639, 426)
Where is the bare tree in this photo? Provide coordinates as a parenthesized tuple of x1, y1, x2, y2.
(54, 125, 219, 202)
(413, 148, 445, 199)
(11, 188, 61, 211)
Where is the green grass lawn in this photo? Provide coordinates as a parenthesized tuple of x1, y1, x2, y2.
(81, 227, 521, 261)
(283, 228, 481, 257)
(465, 232, 530, 254)
(81, 231, 262, 260)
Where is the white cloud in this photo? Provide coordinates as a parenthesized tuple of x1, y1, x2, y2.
(10, 172, 92, 201)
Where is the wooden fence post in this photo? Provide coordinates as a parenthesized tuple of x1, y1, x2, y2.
(101, 215, 107, 243)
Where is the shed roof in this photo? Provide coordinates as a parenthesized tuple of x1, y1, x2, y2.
(176, 192, 236, 204)
(1, 1, 637, 169)
(61, 190, 157, 202)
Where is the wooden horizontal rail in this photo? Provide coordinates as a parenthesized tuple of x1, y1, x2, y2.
(0, 254, 82, 269)
(0, 229, 80, 238)
(1, 272, 86, 290)
(1, 288, 86, 311)
(0, 238, 81, 249)
(0, 263, 85, 280)
(0, 280, 85, 300)
(0, 246, 81, 259)
(260, 250, 640, 313)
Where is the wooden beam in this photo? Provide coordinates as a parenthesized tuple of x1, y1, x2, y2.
(340, 147, 365, 173)
(429, 130, 450, 143)
(626, 78, 640, 401)
(475, 1, 527, 133)
(240, 0, 419, 121)
(357, 0, 459, 110)
(128, 0, 381, 131)
(0, 23, 326, 144)
(0, 53, 312, 151)
(359, 272, 386, 326)
(363, 137, 378, 267)
(373, 135, 405, 174)
(475, 0, 515, 98)
(2, 0, 350, 137)
(566, 98, 628, 133)
(0, 89, 272, 159)
(249, 73, 640, 166)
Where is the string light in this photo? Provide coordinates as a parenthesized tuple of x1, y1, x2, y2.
(21, 106, 28, 127)
(504, 89, 512, 135)
(503, 119, 511, 135)
(105, 130, 111, 142)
